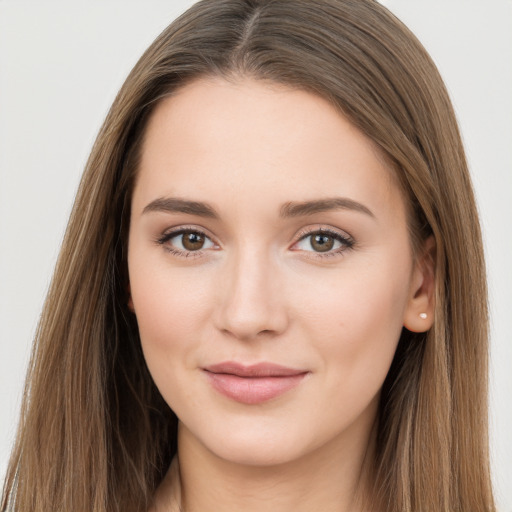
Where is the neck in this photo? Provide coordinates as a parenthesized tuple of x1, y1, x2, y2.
(153, 408, 378, 512)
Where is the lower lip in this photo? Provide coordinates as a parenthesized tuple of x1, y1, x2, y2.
(205, 372, 307, 405)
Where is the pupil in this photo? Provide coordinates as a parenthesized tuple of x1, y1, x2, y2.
(311, 234, 334, 252)
(183, 232, 204, 251)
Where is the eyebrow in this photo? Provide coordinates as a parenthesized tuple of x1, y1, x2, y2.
(142, 196, 374, 219)
(279, 197, 375, 219)
(142, 197, 219, 218)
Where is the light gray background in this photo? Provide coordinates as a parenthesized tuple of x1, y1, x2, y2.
(1, 1, 511, 510)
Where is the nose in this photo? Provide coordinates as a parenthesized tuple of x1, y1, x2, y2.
(214, 248, 289, 341)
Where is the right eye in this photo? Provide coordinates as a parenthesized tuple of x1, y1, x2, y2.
(158, 228, 217, 255)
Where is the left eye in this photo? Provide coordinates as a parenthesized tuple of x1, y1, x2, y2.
(293, 231, 351, 253)
(165, 230, 216, 252)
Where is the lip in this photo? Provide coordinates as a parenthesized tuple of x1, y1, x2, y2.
(203, 361, 308, 405)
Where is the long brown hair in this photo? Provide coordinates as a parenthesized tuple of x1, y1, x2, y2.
(2, 1, 494, 510)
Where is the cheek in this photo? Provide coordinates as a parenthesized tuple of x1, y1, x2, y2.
(295, 261, 410, 400)
(127, 252, 215, 392)
(298, 257, 408, 335)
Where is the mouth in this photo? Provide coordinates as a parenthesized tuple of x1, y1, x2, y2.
(203, 362, 309, 405)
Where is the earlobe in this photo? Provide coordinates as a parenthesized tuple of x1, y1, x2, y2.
(403, 236, 436, 333)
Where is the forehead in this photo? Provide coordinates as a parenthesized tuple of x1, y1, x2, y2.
(133, 77, 404, 225)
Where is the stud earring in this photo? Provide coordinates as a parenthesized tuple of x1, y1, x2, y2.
(419, 313, 428, 319)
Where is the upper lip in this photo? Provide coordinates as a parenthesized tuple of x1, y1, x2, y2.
(204, 361, 307, 377)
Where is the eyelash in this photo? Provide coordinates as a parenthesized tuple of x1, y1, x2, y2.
(156, 226, 355, 259)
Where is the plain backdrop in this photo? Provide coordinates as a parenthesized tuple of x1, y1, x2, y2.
(1, 1, 511, 510)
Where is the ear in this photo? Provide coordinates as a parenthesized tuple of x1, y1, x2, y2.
(127, 283, 135, 313)
(403, 235, 436, 333)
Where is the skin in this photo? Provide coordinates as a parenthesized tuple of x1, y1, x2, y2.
(127, 77, 434, 512)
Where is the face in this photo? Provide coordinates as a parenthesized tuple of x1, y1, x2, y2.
(127, 78, 431, 467)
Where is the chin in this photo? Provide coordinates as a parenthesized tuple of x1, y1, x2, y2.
(180, 413, 328, 468)
(207, 435, 307, 467)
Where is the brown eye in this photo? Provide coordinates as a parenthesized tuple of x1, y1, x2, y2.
(310, 234, 335, 252)
(161, 229, 216, 253)
(292, 229, 353, 256)
(182, 231, 205, 251)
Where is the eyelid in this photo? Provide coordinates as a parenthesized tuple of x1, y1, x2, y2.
(295, 225, 353, 241)
(158, 224, 217, 241)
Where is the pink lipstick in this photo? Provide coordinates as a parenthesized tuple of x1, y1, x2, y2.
(203, 362, 308, 405)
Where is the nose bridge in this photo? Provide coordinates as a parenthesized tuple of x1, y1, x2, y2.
(215, 243, 287, 340)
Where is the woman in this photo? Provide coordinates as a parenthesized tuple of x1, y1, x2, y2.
(1, 0, 496, 511)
